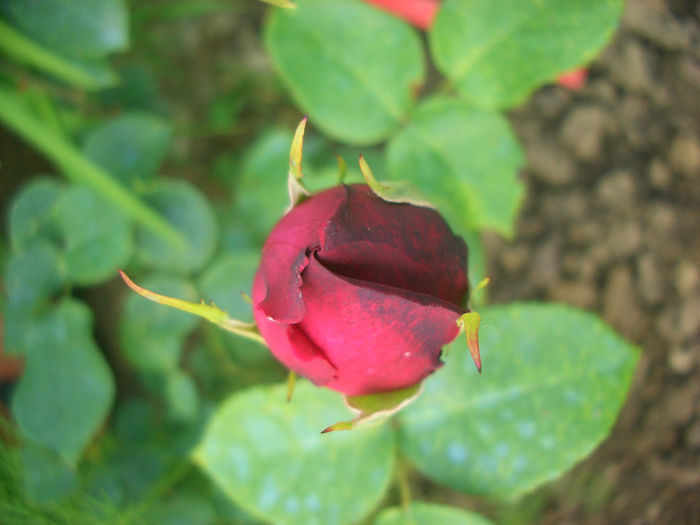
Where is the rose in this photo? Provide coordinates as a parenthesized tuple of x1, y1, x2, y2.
(252, 183, 469, 396)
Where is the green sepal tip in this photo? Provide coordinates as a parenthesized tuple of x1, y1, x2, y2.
(119, 270, 264, 345)
(286, 117, 311, 211)
(457, 311, 482, 373)
(321, 382, 423, 433)
(359, 154, 435, 209)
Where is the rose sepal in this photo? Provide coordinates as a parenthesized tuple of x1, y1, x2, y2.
(118, 270, 265, 345)
(321, 382, 423, 433)
(358, 154, 435, 209)
(456, 311, 482, 373)
(286, 117, 311, 211)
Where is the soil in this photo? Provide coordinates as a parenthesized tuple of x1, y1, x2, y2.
(481, 1, 700, 523)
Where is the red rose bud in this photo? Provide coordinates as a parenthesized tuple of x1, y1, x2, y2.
(252, 183, 470, 396)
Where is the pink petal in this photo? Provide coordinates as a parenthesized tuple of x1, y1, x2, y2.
(253, 306, 337, 386)
(255, 246, 308, 323)
(253, 185, 347, 323)
(298, 252, 462, 395)
(362, 0, 440, 30)
(319, 185, 468, 307)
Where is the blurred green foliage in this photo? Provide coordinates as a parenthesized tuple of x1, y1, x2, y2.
(0, 0, 631, 524)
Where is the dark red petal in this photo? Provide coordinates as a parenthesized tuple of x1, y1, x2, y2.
(319, 185, 468, 307)
(253, 305, 337, 386)
(253, 185, 347, 323)
(298, 253, 462, 396)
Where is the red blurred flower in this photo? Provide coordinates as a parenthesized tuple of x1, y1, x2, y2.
(252, 184, 469, 396)
(556, 68, 588, 90)
(362, 0, 440, 30)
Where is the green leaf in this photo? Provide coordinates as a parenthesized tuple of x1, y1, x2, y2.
(113, 399, 157, 446)
(54, 185, 132, 285)
(120, 274, 199, 373)
(165, 370, 200, 423)
(430, 0, 625, 108)
(2, 0, 129, 59)
(9, 180, 132, 286)
(134, 180, 218, 273)
(12, 299, 115, 463)
(97, 63, 162, 111)
(21, 441, 77, 504)
(398, 303, 638, 498)
(4, 242, 66, 354)
(145, 493, 217, 525)
(198, 251, 260, 323)
(386, 96, 524, 236)
(265, 0, 425, 145)
(232, 126, 294, 238)
(8, 177, 65, 251)
(195, 381, 396, 525)
(83, 113, 172, 188)
(375, 502, 494, 525)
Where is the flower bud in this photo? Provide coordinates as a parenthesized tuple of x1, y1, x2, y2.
(253, 184, 469, 396)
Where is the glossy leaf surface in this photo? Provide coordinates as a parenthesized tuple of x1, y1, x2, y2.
(83, 113, 172, 187)
(133, 180, 218, 273)
(2, 0, 128, 59)
(198, 251, 260, 323)
(265, 0, 424, 144)
(195, 381, 395, 525)
(387, 97, 524, 236)
(8, 177, 64, 250)
(54, 185, 132, 285)
(12, 299, 115, 463)
(398, 303, 638, 498)
(430, 0, 624, 108)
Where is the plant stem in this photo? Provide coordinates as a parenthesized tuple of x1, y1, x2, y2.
(396, 455, 412, 509)
(0, 21, 108, 90)
(0, 88, 184, 248)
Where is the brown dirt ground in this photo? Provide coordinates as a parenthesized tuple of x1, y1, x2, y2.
(480, 1, 700, 523)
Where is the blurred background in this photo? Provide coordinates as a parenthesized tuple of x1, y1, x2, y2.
(1, 0, 699, 523)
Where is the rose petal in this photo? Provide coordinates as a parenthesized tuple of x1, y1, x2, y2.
(254, 185, 347, 323)
(298, 253, 462, 395)
(253, 306, 337, 386)
(319, 185, 468, 307)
